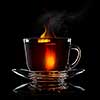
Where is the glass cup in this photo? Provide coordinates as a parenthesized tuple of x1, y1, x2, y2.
(22, 37, 81, 91)
(23, 37, 81, 71)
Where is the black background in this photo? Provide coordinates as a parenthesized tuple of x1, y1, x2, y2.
(7, 0, 96, 99)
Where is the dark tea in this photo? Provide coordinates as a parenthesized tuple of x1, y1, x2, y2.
(23, 38, 70, 71)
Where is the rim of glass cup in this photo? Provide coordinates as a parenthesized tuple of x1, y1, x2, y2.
(23, 37, 71, 42)
(23, 37, 72, 44)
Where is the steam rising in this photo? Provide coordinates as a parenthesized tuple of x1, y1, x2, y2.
(38, 11, 67, 35)
(40, 11, 65, 31)
(38, 8, 88, 37)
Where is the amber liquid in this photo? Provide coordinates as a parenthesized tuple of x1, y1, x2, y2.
(24, 38, 69, 71)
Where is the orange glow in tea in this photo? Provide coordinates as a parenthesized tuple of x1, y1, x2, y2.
(37, 25, 56, 70)
(45, 47, 56, 71)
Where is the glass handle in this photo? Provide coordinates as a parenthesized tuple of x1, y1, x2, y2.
(69, 45, 81, 69)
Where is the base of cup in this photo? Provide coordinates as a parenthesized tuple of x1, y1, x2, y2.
(28, 71, 68, 91)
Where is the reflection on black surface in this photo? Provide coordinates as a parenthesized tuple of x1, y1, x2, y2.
(12, 82, 86, 96)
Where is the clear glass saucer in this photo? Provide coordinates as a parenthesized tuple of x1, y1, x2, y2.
(12, 68, 85, 80)
(12, 68, 85, 94)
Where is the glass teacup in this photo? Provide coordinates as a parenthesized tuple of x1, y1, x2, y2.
(21, 37, 81, 91)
